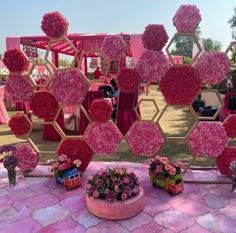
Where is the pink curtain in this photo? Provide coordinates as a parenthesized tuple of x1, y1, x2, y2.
(129, 34, 144, 65)
(6, 37, 21, 50)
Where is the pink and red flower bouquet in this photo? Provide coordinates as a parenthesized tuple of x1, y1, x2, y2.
(85, 167, 140, 202)
(3, 48, 29, 73)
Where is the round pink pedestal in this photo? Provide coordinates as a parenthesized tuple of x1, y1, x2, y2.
(86, 186, 144, 220)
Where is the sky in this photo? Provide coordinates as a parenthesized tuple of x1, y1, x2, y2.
(0, 0, 236, 55)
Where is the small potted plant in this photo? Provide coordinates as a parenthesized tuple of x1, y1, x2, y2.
(85, 167, 144, 220)
(147, 155, 184, 195)
(49, 154, 81, 191)
(0, 145, 18, 186)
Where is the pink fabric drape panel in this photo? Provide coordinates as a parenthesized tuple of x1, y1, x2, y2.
(0, 86, 9, 124)
(116, 91, 139, 135)
(78, 91, 103, 135)
(129, 34, 144, 65)
(6, 37, 21, 49)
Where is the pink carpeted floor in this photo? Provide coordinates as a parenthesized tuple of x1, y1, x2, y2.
(0, 162, 236, 233)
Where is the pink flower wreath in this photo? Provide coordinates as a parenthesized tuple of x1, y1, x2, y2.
(136, 50, 169, 82)
(8, 114, 31, 136)
(116, 68, 140, 93)
(188, 122, 228, 157)
(3, 48, 29, 73)
(89, 99, 113, 123)
(159, 66, 201, 105)
(49, 69, 88, 105)
(126, 121, 165, 156)
(84, 121, 123, 155)
(41, 11, 68, 39)
(30, 91, 59, 121)
(142, 24, 169, 51)
(101, 35, 127, 61)
(196, 52, 230, 85)
(5, 74, 33, 102)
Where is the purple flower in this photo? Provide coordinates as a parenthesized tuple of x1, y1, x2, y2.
(106, 191, 116, 202)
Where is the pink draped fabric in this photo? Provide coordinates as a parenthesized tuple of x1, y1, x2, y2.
(4, 89, 15, 109)
(78, 91, 103, 135)
(6, 37, 21, 49)
(129, 34, 144, 65)
(116, 91, 139, 135)
(0, 86, 9, 124)
(43, 111, 65, 141)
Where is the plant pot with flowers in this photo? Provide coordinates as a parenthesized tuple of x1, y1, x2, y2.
(0, 145, 18, 187)
(49, 154, 82, 191)
(147, 155, 185, 195)
(85, 167, 144, 220)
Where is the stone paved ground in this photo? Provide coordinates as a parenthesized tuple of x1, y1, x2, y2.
(0, 162, 236, 233)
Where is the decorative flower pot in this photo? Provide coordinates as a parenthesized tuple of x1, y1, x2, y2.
(86, 186, 144, 220)
(150, 172, 184, 195)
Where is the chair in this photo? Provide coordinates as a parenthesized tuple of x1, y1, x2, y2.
(98, 85, 113, 98)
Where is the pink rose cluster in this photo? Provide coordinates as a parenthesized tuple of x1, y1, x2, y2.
(41, 11, 68, 39)
(188, 122, 228, 157)
(13, 143, 39, 171)
(84, 121, 123, 155)
(3, 48, 29, 73)
(85, 167, 140, 202)
(159, 66, 201, 105)
(5, 74, 33, 102)
(101, 35, 127, 61)
(196, 52, 230, 85)
(126, 121, 165, 156)
(116, 68, 140, 93)
(136, 50, 169, 82)
(50, 69, 88, 105)
(147, 155, 184, 177)
(173, 5, 201, 33)
(223, 114, 236, 138)
(142, 24, 169, 51)
(8, 114, 31, 136)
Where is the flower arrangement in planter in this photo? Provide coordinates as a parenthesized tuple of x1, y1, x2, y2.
(196, 52, 230, 85)
(41, 11, 68, 39)
(141, 24, 169, 51)
(116, 68, 140, 93)
(49, 69, 89, 105)
(85, 167, 144, 220)
(101, 35, 127, 61)
(147, 155, 184, 195)
(4, 74, 33, 102)
(3, 48, 29, 73)
(136, 50, 169, 82)
(8, 113, 32, 136)
(0, 145, 18, 186)
(49, 154, 81, 190)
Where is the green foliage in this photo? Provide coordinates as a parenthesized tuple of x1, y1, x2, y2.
(228, 7, 236, 39)
(203, 38, 222, 52)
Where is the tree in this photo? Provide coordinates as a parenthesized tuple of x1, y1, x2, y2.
(0, 54, 2, 60)
(203, 38, 222, 52)
(228, 7, 236, 39)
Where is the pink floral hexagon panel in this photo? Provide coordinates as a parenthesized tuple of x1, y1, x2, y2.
(173, 5, 201, 33)
(84, 121, 123, 155)
(126, 121, 165, 156)
(223, 114, 236, 138)
(57, 138, 94, 171)
(196, 52, 230, 85)
(142, 24, 168, 51)
(159, 66, 201, 105)
(187, 122, 228, 157)
(49, 69, 89, 105)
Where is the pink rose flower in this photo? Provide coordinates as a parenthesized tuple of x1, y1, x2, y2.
(93, 191, 99, 198)
(121, 193, 127, 201)
(123, 176, 130, 184)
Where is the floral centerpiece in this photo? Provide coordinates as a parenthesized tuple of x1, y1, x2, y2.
(85, 167, 144, 220)
(147, 155, 184, 194)
(0, 145, 18, 186)
(49, 154, 81, 190)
